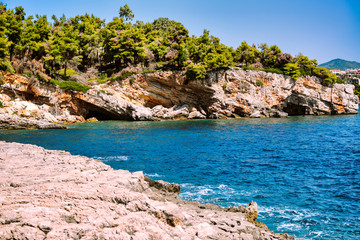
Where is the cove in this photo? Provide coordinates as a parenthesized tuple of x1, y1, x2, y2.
(1, 115, 359, 239)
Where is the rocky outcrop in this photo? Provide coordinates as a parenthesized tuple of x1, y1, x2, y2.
(0, 141, 294, 239)
(0, 69, 358, 128)
(0, 113, 66, 129)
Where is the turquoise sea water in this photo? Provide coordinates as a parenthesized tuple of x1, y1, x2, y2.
(1, 115, 359, 239)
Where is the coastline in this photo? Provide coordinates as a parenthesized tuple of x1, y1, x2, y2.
(1, 69, 359, 130)
(0, 141, 295, 239)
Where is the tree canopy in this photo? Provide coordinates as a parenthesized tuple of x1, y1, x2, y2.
(0, 2, 339, 85)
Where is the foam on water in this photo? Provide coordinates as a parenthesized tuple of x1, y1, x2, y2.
(93, 156, 129, 162)
(180, 183, 252, 207)
(146, 173, 164, 178)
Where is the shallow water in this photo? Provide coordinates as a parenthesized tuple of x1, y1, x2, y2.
(1, 115, 359, 239)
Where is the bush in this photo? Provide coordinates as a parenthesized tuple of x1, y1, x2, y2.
(263, 68, 284, 74)
(0, 59, 14, 73)
(312, 67, 338, 86)
(50, 79, 91, 93)
(283, 63, 301, 80)
(242, 66, 260, 71)
(256, 80, 264, 86)
(142, 69, 157, 74)
(57, 69, 78, 76)
(354, 84, 360, 98)
(0, 101, 3, 108)
(89, 73, 109, 84)
(129, 77, 135, 85)
(0, 74, 4, 85)
(109, 71, 137, 82)
(186, 63, 206, 80)
(35, 73, 47, 82)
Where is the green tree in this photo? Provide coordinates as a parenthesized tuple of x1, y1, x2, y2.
(283, 62, 301, 79)
(296, 55, 317, 75)
(119, 4, 134, 22)
(1, 6, 24, 60)
(152, 18, 177, 34)
(49, 20, 80, 77)
(186, 63, 206, 80)
(235, 41, 259, 66)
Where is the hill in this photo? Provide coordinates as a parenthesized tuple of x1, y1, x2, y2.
(319, 59, 360, 70)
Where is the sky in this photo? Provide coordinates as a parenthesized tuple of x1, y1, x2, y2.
(3, 0, 360, 64)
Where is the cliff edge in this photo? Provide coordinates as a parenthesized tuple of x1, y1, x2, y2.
(0, 69, 358, 129)
(0, 141, 294, 239)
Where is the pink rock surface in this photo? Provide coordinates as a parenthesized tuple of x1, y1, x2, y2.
(0, 141, 295, 239)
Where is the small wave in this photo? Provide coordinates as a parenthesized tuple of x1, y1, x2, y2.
(258, 206, 321, 228)
(146, 173, 164, 178)
(179, 183, 253, 207)
(93, 156, 129, 162)
(277, 223, 302, 231)
(307, 231, 324, 238)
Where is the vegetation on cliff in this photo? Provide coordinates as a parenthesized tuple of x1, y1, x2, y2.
(0, 2, 340, 86)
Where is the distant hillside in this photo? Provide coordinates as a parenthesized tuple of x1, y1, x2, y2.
(319, 59, 360, 70)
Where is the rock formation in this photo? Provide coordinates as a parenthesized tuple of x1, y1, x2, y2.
(0, 69, 358, 128)
(0, 141, 294, 239)
(0, 114, 66, 129)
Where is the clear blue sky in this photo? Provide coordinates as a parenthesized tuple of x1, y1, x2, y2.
(4, 0, 360, 64)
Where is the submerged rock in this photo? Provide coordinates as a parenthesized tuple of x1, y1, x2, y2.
(0, 141, 294, 239)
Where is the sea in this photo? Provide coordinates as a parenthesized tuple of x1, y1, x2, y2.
(1, 114, 359, 239)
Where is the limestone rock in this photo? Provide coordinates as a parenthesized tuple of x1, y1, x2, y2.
(0, 141, 294, 240)
(0, 113, 66, 129)
(0, 69, 358, 129)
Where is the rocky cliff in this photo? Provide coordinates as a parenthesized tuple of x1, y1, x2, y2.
(0, 141, 294, 239)
(0, 69, 358, 128)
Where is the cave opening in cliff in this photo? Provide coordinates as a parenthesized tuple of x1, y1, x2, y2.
(81, 102, 132, 121)
(85, 109, 118, 121)
(283, 103, 307, 116)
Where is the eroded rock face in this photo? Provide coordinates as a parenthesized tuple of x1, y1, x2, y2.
(0, 113, 66, 129)
(0, 69, 358, 128)
(0, 141, 294, 239)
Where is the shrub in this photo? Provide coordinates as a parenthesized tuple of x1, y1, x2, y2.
(129, 77, 135, 85)
(142, 69, 157, 74)
(0, 74, 4, 85)
(354, 84, 360, 97)
(0, 59, 14, 73)
(50, 79, 91, 93)
(35, 73, 47, 82)
(89, 74, 108, 84)
(57, 69, 78, 76)
(186, 63, 206, 81)
(23, 72, 32, 78)
(109, 71, 137, 82)
(0, 101, 3, 108)
(242, 66, 260, 71)
(256, 80, 264, 86)
(312, 67, 338, 85)
(263, 68, 284, 74)
(283, 63, 301, 80)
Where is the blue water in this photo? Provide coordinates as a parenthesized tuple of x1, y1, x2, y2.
(1, 115, 359, 239)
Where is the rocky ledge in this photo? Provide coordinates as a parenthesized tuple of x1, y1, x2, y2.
(0, 113, 66, 129)
(0, 141, 295, 240)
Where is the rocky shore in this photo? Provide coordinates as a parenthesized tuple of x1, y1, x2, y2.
(0, 69, 358, 129)
(0, 141, 295, 239)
